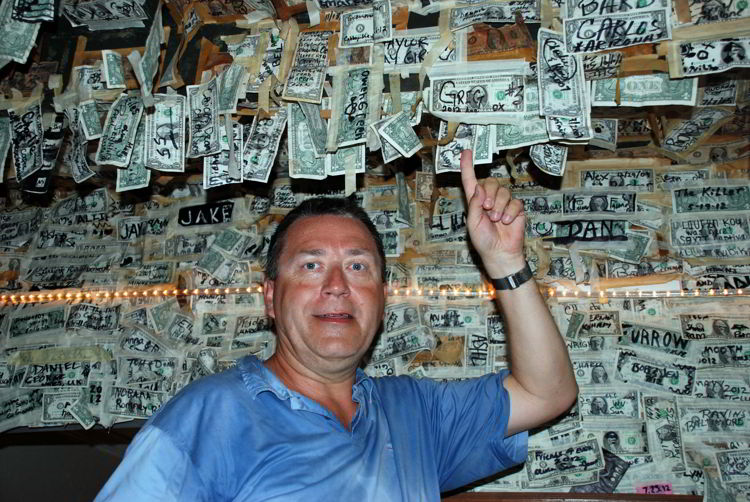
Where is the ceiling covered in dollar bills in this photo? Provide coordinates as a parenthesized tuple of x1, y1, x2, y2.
(1, 0, 750, 497)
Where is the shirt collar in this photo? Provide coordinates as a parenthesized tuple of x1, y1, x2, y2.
(239, 355, 374, 401)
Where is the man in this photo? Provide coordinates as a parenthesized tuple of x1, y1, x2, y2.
(95, 151, 577, 500)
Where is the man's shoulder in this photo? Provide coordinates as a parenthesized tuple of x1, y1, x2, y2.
(148, 356, 261, 432)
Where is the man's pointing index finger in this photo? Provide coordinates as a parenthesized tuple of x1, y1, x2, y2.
(460, 149, 476, 196)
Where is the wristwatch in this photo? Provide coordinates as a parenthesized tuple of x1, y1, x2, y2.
(491, 262, 533, 290)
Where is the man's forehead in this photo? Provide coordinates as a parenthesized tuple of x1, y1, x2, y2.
(284, 215, 379, 252)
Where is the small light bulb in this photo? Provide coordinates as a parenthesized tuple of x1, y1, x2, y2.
(256, 286, 263, 293)
(738, 289, 744, 295)
(709, 289, 715, 296)
(192, 289, 199, 295)
(723, 289, 729, 296)
(394, 289, 399, 295)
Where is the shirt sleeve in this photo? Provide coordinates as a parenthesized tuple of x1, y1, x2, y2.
(424, 370, 529, 492)
(94, 426, 212, 502)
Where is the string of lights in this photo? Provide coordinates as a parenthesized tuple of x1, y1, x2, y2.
(0, 285, 747, 305)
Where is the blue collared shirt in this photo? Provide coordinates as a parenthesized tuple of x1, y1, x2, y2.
(95, 356, 527, 501)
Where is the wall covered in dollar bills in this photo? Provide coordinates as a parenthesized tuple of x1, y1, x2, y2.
(0, 0, 749, 497)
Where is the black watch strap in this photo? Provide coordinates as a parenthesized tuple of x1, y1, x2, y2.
(491, 262, 533, 290)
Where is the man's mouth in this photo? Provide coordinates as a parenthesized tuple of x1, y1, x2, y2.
(314, 313, 354, 321)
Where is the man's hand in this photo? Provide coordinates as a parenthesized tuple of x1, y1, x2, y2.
(460, 149, 525, 278)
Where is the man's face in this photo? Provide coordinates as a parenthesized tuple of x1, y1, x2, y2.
(264, 215, 387, 373)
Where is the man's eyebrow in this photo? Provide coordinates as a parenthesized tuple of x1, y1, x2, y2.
(294, 248, 375, 257)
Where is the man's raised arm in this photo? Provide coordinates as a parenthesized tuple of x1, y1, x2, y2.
(460, 150, 578, 436)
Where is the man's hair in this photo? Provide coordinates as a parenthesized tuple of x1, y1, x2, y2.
(265, 196, 387, 282)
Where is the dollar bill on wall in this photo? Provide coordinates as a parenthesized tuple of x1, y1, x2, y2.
(435, 122, 475, 173)
(530, 143, 568, 176)
(95, 93, 144, 167)
(669, 38, 750, 78)
(9, 98, 43, 180)
(187, 77, 221, 158)
(289, 103, 326, 179)
(145, 93, 186, 172)
(242, 109, 288, 183)
(563, 8, 671, 54)
(537, 29, 586, 118)
(282, 30, 333, 103)
(101, 49, 126, 89)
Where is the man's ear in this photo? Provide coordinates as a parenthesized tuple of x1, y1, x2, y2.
(264, 278, 276, 319)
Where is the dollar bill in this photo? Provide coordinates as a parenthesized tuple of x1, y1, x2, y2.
(8, 305, 66, 340)
(101, 49, 126, 89)
(592, 74, 698, 106)
(680, 314, 750, 339)
(21, 361, 91, 388)
(166, 313, 198, 346)
(42, 389, 79, 423)
(378, 111, 422, 158)
(78, 100, 103, 140)
(66, 303, 120, 333)
(538, 29, 586, 118)
(563, 8, 671, 54)
(282, 30, 333, 103)
(582, 421, 649, 455)
(370, 325, 434, 361)
(606, 230, 653, 264)
(450, 1, 540, 30)
(9, 98, 43, 180)
(240, 29, 284, 92)
(670, 214, 750, 251)
(327, 65, 377, 150)
(118, 355, 178, 387)
(242, 109, 288, 182)
(679, 401, 750, 435)
(106, 385, 167, 418)
(384, 302, 421, 334)
(217, 64, 248, 114)
(694, 370, 750, 401)
(495, 119, 548, 150)
(662, 107, 734, 154)
(672, 184, 750, 214)
(116, 119, 150, 192)
(119, 326, 170, 355)
(382, 28, 461, 72)
(698, 77, 738, 107)
(289, 103, 327, 179)
(590, 119, 617, 150)
(562, 191, 636, 216)
(0, 116, 11, 178)
(187, 77, 221, 158)
(0, 0, 41, 64)
(96, 93, 144, 167)
(530, 143, 568, 176)
(144, 93, 186, 172)
(326, 143, 366, 176)
(196, 246, 243, 283)
(62, 106, 95, 183)
(435, 122, 475, 173)
(672, 38, 750, 78)
(582, 51, 622, 80)
(716, 449, 750, 484)
(564, 0, 667, 18)
(619, 322, 692, 359)
(572, 355, 616, 386)
(370, 115, 402, 163)
(68, 394, 96, 430)
(298, 102, 327, 157)
(525, 439, 604, 483)
(340, 8, 376, 48)
(133, 4, 163, 107)
(579, 388, 640, 419)
(203, 119, 242, 188)
(580, 168, 653, 191)
(616, 349, 696, 396)
(419, 304, 485, 330)
(642, 395, 685, 473)
(578, 311, 622, 337)
(423, 210, 469, 243)
(696, 340, 750, 367)
(428, 61, 525, 123)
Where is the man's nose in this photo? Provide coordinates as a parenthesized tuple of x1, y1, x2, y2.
(322, 266, 350, 296)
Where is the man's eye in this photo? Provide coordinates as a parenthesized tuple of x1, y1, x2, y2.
(304, 263, 318, 270)
(351, 262, 366, 271)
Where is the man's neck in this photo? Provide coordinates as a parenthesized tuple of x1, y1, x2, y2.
(264, 353, 359, 429)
